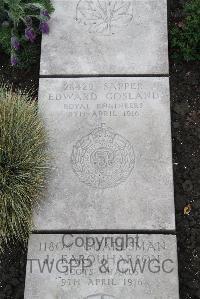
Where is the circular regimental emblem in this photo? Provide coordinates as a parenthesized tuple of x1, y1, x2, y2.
(71, 125, 135, 189)
(76, 0, 133, 35)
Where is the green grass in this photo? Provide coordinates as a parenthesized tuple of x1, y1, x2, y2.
(0, 85, 48, 250)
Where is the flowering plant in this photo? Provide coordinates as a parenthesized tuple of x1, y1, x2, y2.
(0, 0, 54, 66)
(170, 0, 200, 61)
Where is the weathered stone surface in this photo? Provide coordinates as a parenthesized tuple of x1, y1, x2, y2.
(34, 77, 175, 230)
(24, 234, 179, 298)
(40, 0, 169, 75)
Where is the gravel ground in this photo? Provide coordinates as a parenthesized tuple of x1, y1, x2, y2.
(0, 244, 27, 299)
(171, 61, 200, 299)
(0, 1, 200, 298)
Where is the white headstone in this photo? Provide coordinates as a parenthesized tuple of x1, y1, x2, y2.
(34, 77, 175, 230)
(40, 0, 169, 75)
(24, 234, 179, 298)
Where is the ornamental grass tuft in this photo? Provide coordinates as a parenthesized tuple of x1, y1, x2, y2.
(0, 85, 48, 251)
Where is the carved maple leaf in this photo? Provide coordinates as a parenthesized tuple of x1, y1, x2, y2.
(76, 0, 133, 34)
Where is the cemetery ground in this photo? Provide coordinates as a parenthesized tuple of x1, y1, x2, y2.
(0, 1, 200, 299)
(1, 59, 199, 299)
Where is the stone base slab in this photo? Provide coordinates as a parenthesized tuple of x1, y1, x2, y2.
(24, 234, 179, 298)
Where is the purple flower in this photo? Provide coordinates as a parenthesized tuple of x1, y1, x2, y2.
(41, 10, 50, 20)
(11, 54, 18, 66)
(25, 27, 36, 43)
(11, 36, 20, 51)
(39, 22, 49, 34)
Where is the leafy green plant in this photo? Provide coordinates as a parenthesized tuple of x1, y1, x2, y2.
(170, 0, 200, 61)
(0, 0, 54, 66)
(0, 85, 48, 251)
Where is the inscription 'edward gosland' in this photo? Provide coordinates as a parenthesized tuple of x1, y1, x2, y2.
(48, 81, 161, 102)
(48, 91, 160, 101)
